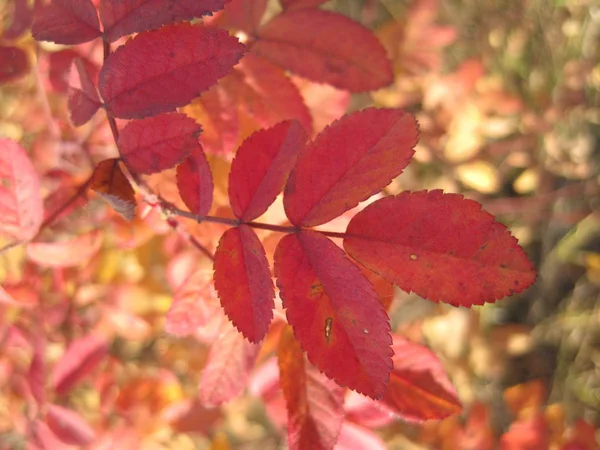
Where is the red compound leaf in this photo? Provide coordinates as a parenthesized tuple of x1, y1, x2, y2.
(176, 146, 214, 217)
(32, 0, 102, 45)
(344, 191, 537, 307)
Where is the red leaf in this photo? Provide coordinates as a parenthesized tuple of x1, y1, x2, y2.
(344, 391, 395, 428)
(0, 46, 29, 84)
(46, 404, 96, 446)
(199, 320, 259, 406)
(27, 230, 103, 268)
(278, 327, 345, 450)
(68, 58, 102, 126)
(214, 225, 274, 342)
(99, 23, 245, 119)
(31, 420, 69, 450)
(380, 335, 462, 421)
(344, 191, 537, 307)
(51, 334, 108, 396)
(253, 10, 392, 91)
(225, 54, 313, 135)
(28, 337, 46, 405)
(274, 230, 392, 399)
(99, 0, 229, 42)
(32, 0, 102, 45)
(46, 50, 99, 93)
(281, 0, 328, 9)
(90, 158, 136, 221)
(176, 146, 214, 217)
(118, 113, 201, 175)
(214, 0, 267, 34)
(284, 108, 418, 227)
(0, 139, 43, 241)
(229, 121, 307, 222)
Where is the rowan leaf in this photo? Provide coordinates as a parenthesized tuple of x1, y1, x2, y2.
(90, 158, 136, 221)
(51, 334, 108, 396)
(274, 230, 393, 399)
(118, 113, 201, 175)
(281, 0, 329, 10)
(225, 54, 313, 135)
(99, 23, 245, 119)
(284, 108, 418, 227)
(214, 225, 274, 342)
(278, 326, 345, 450)
(229, 121, 307, 222)
(344, 191, 537, 307)
(68, 58, 102, 127)
(46, 404, 96, 446)
(380, 335, 462, 421)
(0, 139, 43, 242)
(199, 320, 259, 406)
(0, 46, 29, 84)
(27, 230, 103, 268)
(176, 146, 214, 217)
(32, 0, 102, 45)
(99, 0, 229, 42)
(253, 10, 392, 91)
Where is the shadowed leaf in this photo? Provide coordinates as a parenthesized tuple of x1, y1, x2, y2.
(90, 158, 136, 221)
(32, 0, 102, 45)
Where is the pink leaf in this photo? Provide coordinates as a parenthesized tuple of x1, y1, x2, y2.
(99, 0, 229, 42)
(46, 404, 96, 446)
(334, 422, 387, 450)
(118, 113, 202, 175)
(27, 230, 103, 268)
(199, 320, 259, 406)
(229, 120, 307, 222)
(68, 58, 102, 126)
(51, 334, 108, 396)
(32, 0, 102, 45)
(0, 139, 43, 241)
(176, 146, 214, 217)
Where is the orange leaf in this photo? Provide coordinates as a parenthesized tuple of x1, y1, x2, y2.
(274, 230, 392, 399)
(380, 335, 462, 421)
(278, 326, 344, 450)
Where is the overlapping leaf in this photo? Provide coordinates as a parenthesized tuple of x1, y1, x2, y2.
(99, 23, 245, 119)
(47, 405, 96, 446)
(0, 139, 43, 241)
(253, 10, 392, 91)
(213, 0, 267, 34)
(278, 327, 345, 450)
(284, 108, 418, 227)
(344, 191, 537, 306)
(214, 225, 274, 342)
(90, 158, 136, 221)
(274, 230, 393, 399)
(380, 335, 462, 421)
(118, 113, 202, 174)
(176, 146, 214, 217)
(229, 120, 306, 222)
(68, 58, 102, 126)
(100, 0, 229, 42)
(32, 0, 102, 45)
(199, 320, 259, 406)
